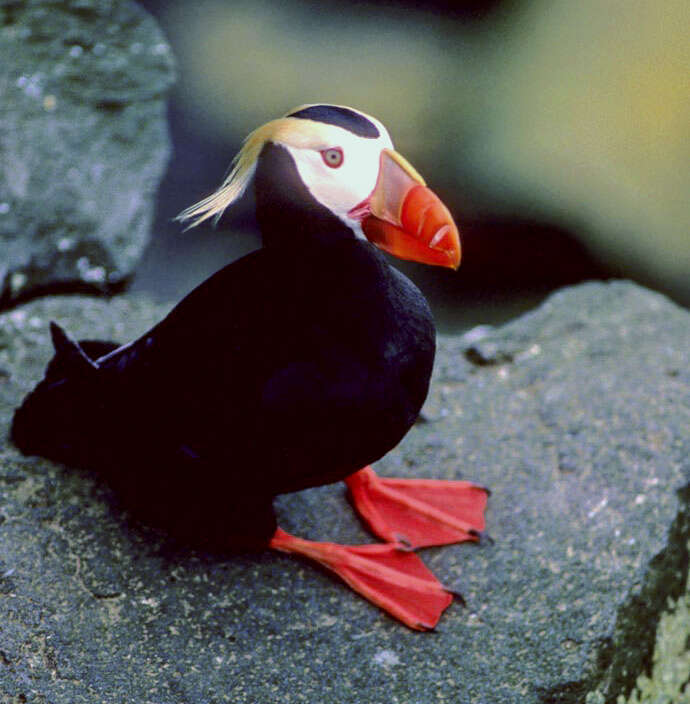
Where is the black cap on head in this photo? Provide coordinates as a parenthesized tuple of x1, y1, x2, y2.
(287, 104, 380, 139)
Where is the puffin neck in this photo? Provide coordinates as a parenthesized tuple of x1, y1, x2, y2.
(254, 142, 356, 251)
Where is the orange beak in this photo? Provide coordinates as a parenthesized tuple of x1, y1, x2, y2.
(355, 149, 461, 270)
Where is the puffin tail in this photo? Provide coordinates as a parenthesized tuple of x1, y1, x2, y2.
(10, 322, 119, 465)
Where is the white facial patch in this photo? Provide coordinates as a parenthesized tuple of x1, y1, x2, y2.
(282, 121, 394, 239)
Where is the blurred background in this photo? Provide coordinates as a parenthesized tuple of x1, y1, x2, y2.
(132, 0, 689, 331)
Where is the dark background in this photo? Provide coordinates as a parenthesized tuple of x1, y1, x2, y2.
(133, 0, 688, 331)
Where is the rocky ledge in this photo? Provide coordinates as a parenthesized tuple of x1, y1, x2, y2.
(0, 0, 174, 306)
(0, 280, 688, 703)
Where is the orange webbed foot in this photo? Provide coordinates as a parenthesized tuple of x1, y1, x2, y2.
(345, 466, 489, 549)
(269, 527, 455, 630)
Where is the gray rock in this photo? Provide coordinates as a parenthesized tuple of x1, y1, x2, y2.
(0, 281, 688, 703)
(0, 0, 174, 307)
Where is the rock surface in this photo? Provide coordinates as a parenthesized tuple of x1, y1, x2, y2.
(0, 281, 688, 703)
(0, 0, 174, 307)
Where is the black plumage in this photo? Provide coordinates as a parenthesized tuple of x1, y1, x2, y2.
(12, 142, 435, 551)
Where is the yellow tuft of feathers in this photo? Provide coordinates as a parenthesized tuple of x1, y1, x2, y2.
(175, 118, 287, 229)
(176, 106, 357, 229)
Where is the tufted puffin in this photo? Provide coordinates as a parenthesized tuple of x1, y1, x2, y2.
(11, 104, 488, 630)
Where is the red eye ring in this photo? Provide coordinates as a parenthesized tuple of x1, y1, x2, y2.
(321, 147, 344, 168)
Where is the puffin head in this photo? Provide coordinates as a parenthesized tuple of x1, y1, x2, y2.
(177, 104, 460, 269)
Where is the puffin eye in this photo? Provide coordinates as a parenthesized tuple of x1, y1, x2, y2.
(320, 147, 343, 168)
